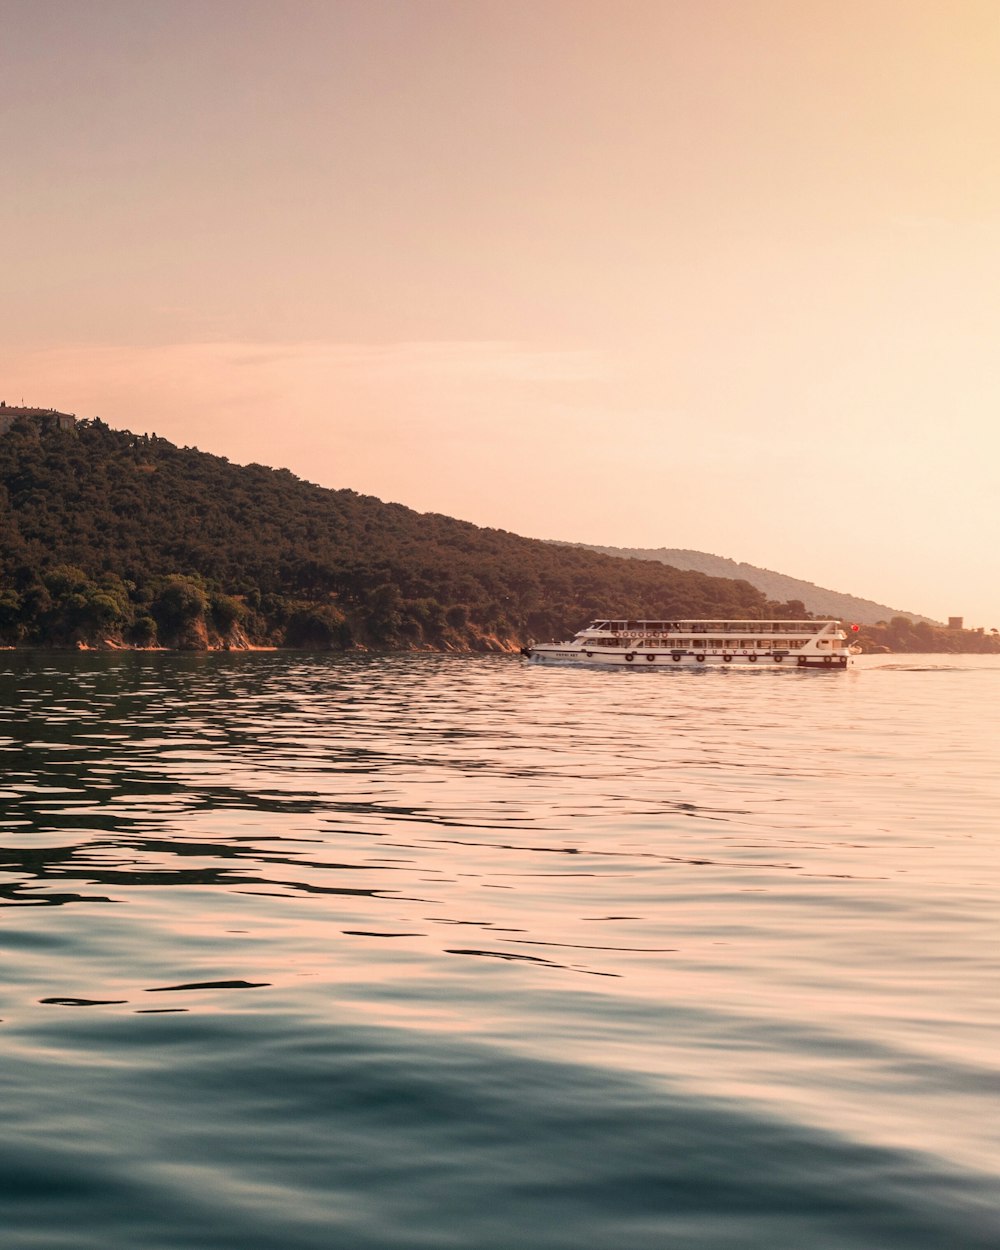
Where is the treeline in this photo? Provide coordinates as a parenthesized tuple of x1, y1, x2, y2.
(857, 617, 1000, 655)
(0, 416, 800, 650)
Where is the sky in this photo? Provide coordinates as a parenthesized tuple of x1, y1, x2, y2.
(3, 0, 999, 625)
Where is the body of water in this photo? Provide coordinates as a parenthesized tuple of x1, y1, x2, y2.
(1, 651, 998, 1248)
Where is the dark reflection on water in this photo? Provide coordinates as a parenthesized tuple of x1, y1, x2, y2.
(1, 650, 999, 1249)
(5, 1017, 997, 1250)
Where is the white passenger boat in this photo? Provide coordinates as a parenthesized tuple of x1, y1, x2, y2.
(522, 619, 856, 668)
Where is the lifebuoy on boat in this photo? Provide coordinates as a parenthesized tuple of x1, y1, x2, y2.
(646, 654, 655, 662)
(774, 655, 783, 663)
(695, 654, 706, 663)
(672, 654, 682, 662)
(625, 652, 635, 662)
(798, 656, 807, 666)
(586, 651, 593, 658)
(823, 655, 832, 665)
(723, 654, 733, 663)
(748, 654, 757, 663)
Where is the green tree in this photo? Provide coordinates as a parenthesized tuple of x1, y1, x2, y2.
(152, 577, 209, 637)
(210, 593, 247, 635)
(129, 615, 158, 646)
(0, 589, 23, 641)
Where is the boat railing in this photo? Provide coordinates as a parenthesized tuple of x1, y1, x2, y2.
(581, 621, 839, 637)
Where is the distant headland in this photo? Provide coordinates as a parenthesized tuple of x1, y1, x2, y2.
(556, 542, 935, 627)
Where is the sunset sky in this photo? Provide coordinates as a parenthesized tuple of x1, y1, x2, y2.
(4, 0, 999, 625)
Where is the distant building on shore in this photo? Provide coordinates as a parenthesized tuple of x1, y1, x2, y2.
(0, 402, 76, 435)
(947, 617, 964, 630)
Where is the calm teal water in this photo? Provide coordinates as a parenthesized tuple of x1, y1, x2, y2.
(1, 651, 998, 1249)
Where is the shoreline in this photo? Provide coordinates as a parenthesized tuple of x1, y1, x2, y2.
(0, 640, 520, 655)
(1, 641, 997, 658)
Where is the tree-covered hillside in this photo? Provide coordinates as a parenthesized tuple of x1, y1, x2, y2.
(0, 417, 794, 649)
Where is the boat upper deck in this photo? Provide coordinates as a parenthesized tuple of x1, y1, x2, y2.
(579, 619, 840, 636)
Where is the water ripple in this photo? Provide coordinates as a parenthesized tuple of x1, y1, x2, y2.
(0, 651, 998, 1248)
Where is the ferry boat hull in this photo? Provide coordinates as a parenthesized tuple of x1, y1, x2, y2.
(524, 650, 849, 669)
(522, 619, 855, 670)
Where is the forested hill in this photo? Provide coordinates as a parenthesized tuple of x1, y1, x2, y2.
(563, 544, 933, 626)
(0, 417, 791, 650)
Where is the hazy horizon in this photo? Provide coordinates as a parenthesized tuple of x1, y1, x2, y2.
(4, 1, 999, 626)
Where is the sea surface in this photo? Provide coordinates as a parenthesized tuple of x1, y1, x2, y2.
(1, 651, 998, 1249)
